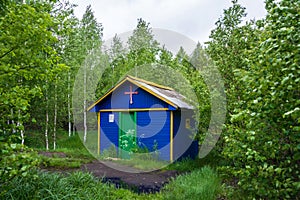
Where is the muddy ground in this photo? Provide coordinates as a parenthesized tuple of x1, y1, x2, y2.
(40, 152, 179, 193)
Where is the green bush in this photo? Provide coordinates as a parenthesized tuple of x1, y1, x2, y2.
(219, 0, 300, 199)
(0, 140, 40, 186)
(206, 0, 300, 198)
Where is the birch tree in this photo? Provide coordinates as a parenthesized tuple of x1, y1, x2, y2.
(76, 5, 103, 143)
(0, 0, 64, 181)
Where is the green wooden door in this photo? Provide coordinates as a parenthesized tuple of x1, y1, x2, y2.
(119, 112, 136, 159)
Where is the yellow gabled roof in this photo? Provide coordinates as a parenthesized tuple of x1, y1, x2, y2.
(87, 75, 193, 111)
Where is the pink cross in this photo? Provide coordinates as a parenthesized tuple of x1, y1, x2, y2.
(124, 85, 138, 104)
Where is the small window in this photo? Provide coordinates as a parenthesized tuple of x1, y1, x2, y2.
(185, 118, 191, 129)
(109, 114, 114, 122)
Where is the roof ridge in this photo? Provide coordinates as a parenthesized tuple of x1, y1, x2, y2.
(126, 75, 174, 91)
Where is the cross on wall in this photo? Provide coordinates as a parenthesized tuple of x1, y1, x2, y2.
(124, 85, 138, 104)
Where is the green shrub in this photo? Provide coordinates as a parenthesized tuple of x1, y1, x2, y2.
(217, 0, 300, 199)
(0, 140, 40, 186)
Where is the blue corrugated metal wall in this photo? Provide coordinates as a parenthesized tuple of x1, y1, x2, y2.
(100, 112, 119, 153)
(173, 110, 198, 160)
(95, 81, 174, 111)
(136, 111, 170, 161)
(99, 110, 171, 160)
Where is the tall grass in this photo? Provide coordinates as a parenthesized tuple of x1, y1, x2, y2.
(25, 130, 96, 158)
(159, 166, 221, 200)
(33, 132, 96, 169)
(1, 166, 222, 200)
(1, 171, 140, 200)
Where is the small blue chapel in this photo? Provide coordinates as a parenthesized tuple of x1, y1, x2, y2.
(88, 76, 198, 161)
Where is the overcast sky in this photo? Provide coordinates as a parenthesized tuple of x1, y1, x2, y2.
(70, 0, 267, 44)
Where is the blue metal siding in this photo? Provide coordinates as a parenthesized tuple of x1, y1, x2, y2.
(95, 81, 174, 111)
(100, 112, 119, 153)
(173, 110, 198, 160)
(136, 111, 170, 161)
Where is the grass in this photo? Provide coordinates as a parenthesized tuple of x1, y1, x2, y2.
(41, 157, 85, 169)
(97, 145, 168, 171)
(21, 130, 224, 199)
(114, 154, 169, 171)
(25, 130, 96, 169)
(160, 166, 222, 200)
(1, 166, 222, 200)
(1, 170, 142, 200)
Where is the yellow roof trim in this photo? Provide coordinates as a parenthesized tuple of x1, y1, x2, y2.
(128, 78, 178, 108)
(87, 78, 128, 111)
(126, 75, 174, 91)
(87, 76, 178, 111)
(99, 108, 169, 112)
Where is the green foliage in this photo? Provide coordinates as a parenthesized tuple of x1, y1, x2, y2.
(0, 1, 64, 136)
(160, 166, 221, 200)
(119, 129, 137, 153)
(127, 18, 160, 66)
(208, 0, 300, 199)
(0, 140, 40, 185)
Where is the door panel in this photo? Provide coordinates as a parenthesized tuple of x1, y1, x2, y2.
(119, 112, 136, 159)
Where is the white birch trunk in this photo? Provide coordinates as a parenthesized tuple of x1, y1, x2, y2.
(83, 62, 87, 143)
(45, 85, 49, 150)
(68, 72, 72, 137)
(53, 78, 57, 150)
(20, 129, 24, 145)
(45, 109, 49, 150)
(17, 110, 24, 145)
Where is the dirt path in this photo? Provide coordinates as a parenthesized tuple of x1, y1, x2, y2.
(80, 161, 179, 193)
(39, 152, 179, 193)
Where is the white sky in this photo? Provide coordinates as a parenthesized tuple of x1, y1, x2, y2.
(70, 0, 267, 44)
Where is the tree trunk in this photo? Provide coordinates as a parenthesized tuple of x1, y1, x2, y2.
(53, 78, 57, 150)
(45, 81, 49, 150)
(83, 62, 87, 143)
(17, 110, 24, 145)
(45, 109, 49, 150)
(68, 72, 72, 137)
